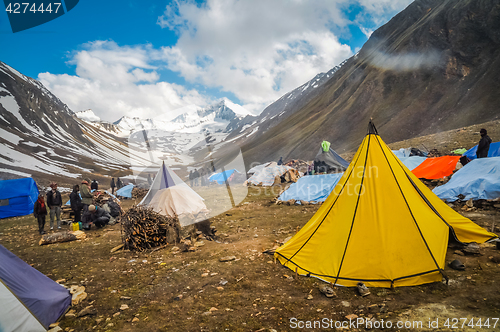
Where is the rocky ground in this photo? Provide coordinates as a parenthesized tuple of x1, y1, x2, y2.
(1, 183, 500, 332)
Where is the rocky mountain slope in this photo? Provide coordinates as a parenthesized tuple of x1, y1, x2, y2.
(0, 61, 153, 185)
(233, 0, 500, 165)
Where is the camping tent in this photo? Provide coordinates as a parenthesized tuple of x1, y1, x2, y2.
(247, 162, 297, 186)
(433, 157, 500, 201)
(209, 169, 239, 184)
(411, 156, 461, 179)
(0, 178, 39, 219)
(275, 121, 496, 288)
(398, 156, 427, 171)
(0, 244, 71, 331)
(463, 142, 500, 160)
(278, 174, 343, 203)
(313, 142, 349, 173)
(116, 184, 135, 198)
(139, 162, 208, 226)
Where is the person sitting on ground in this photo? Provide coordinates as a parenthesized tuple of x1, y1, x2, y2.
(87, 204, 111, 229)
(46, 182, 62, 230)
(91, 179, 99, 191)
(477, 128, 492, 158)
(102, 197, 121, 225)
(33, 193, 47, 235)
(278, 157, 283, 165)
(116, 177, 123, 189)
(69, 184, 82, 224)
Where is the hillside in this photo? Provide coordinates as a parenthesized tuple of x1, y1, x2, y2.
(235, 0, 500, 166)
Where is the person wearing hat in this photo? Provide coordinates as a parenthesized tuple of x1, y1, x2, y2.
(87, 204, 111, 229)
(477, 128, 492, 158)
(46, 182, 62, 230)
(80, 179, 94, 229)
(33, 193, 47, 234)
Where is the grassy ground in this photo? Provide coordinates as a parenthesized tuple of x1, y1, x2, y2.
(1, 184, 500, 332)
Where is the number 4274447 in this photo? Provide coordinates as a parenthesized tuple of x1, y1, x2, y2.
(5, 3, 62, 14)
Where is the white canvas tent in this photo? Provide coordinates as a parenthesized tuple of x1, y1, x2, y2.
(139, 162, 208, 226)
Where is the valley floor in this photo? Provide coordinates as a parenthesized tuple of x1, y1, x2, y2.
(1, 186, 500, 332)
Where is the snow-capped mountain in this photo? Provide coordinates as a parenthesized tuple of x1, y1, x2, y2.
(75, 109, 100, 122)
(0, 61, 153, 184)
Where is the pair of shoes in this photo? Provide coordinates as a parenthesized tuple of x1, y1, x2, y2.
(357, 282, 370, 296)
(449, 259, 465, 270)
(50, 227, 53, 230)
(319, 284, 336, 298)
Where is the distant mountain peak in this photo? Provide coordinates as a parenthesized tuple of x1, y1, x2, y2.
(75, 109, 100, 122)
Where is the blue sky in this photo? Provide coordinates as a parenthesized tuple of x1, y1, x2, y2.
(0, 0, 413, 121)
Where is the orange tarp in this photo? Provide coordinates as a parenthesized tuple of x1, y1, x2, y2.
(411, 156, 461, 179)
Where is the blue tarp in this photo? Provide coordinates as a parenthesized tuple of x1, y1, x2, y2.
(0, 178, 39, 219)
(116, 184, 135, 198)
(209, 169, 238, 184)
(463, 142, 500, 160)
(433, 157, 500, 201)
(392, 148, 411, 159)
(0, 244, 71, 329)
(397, 156, 427, 171)
(278, 174, 343, 203)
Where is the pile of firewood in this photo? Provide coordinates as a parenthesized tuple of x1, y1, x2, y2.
(120, 206, 180, 252)
(132, 187, 148, 200)
(93, 191, 117, 205)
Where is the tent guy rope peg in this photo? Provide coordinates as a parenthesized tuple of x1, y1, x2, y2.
(295, 267, 298, 279)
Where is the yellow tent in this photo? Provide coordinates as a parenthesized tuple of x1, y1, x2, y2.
(275, 121, 496, 288)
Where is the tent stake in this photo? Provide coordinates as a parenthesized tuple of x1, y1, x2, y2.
(295, 267, 298, 279)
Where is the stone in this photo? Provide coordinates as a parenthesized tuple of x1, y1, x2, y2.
(209, 307, 218, 312)
(77, 305, 96, 317)
(174, 294, 183, 300)
(65, 310, 76, 318)
(201, 273, 209, 277)
(194, 241, 205, 247)
(341, 301, 351, 307)
(113, 312, 121, 317)
(120, 296, 132, 300)
(345, 314, 358, 320)
(454, 250, 465, 256)
(120, 304, 129, 310)
(306, 294, 313, 300)
(466, 199, 474, 208)
(132, 317, 139, 323)
(219, 256, 236, 262)
(47, 327, 63, 332)
(49, 323, 59, 328)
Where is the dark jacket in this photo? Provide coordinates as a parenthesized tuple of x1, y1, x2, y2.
(70, 190, 82, 211)
(46, 190, 62, 207)
(110, 178, 116, 188)
(91, 180, 98, 191)
(89, 206, 111, 222)
(477, 135, 492, 158)
(116, 178, 123, 189)
(34, 199, 47, 217)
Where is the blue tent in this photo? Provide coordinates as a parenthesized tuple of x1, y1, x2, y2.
(433, 157, 500, 201)
(209, 169, 239, 184)
(463, 142, 500, 160)
(0, 244, 71, 331)
(397, 156, 427, 171)
(0, 178, 39, 219)
(116, 184, 135, 198)
(278, 173, 343, 203)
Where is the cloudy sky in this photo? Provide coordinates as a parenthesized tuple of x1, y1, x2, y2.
(0, 0, 413, 122)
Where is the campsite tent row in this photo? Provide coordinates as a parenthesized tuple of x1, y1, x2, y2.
(275, 121, 496, 288)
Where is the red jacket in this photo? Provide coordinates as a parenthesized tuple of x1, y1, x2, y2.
(34, 199, 47, 217)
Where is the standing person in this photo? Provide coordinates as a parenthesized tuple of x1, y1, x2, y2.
(200, 168, 206, 186)
(110, 178, 116, 195)
(477, 128, 492, 158)
(116, 177, 123, 190)
(91, 179, 99, 191)
(278, 157, 283, 165)
(189, 170, 194, 187)
(193, 169, 200, 186)
(33, 193, 47, 235)
(70, 184, 82, 224)
(308, 162, 313, 175)
(46, 182, 62, 230)
(80, 179, 93, 230)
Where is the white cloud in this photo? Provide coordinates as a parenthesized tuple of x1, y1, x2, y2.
(157, 0, 414, 113)
(39, 41, 208, 122)
(38, 0, 415, 120)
